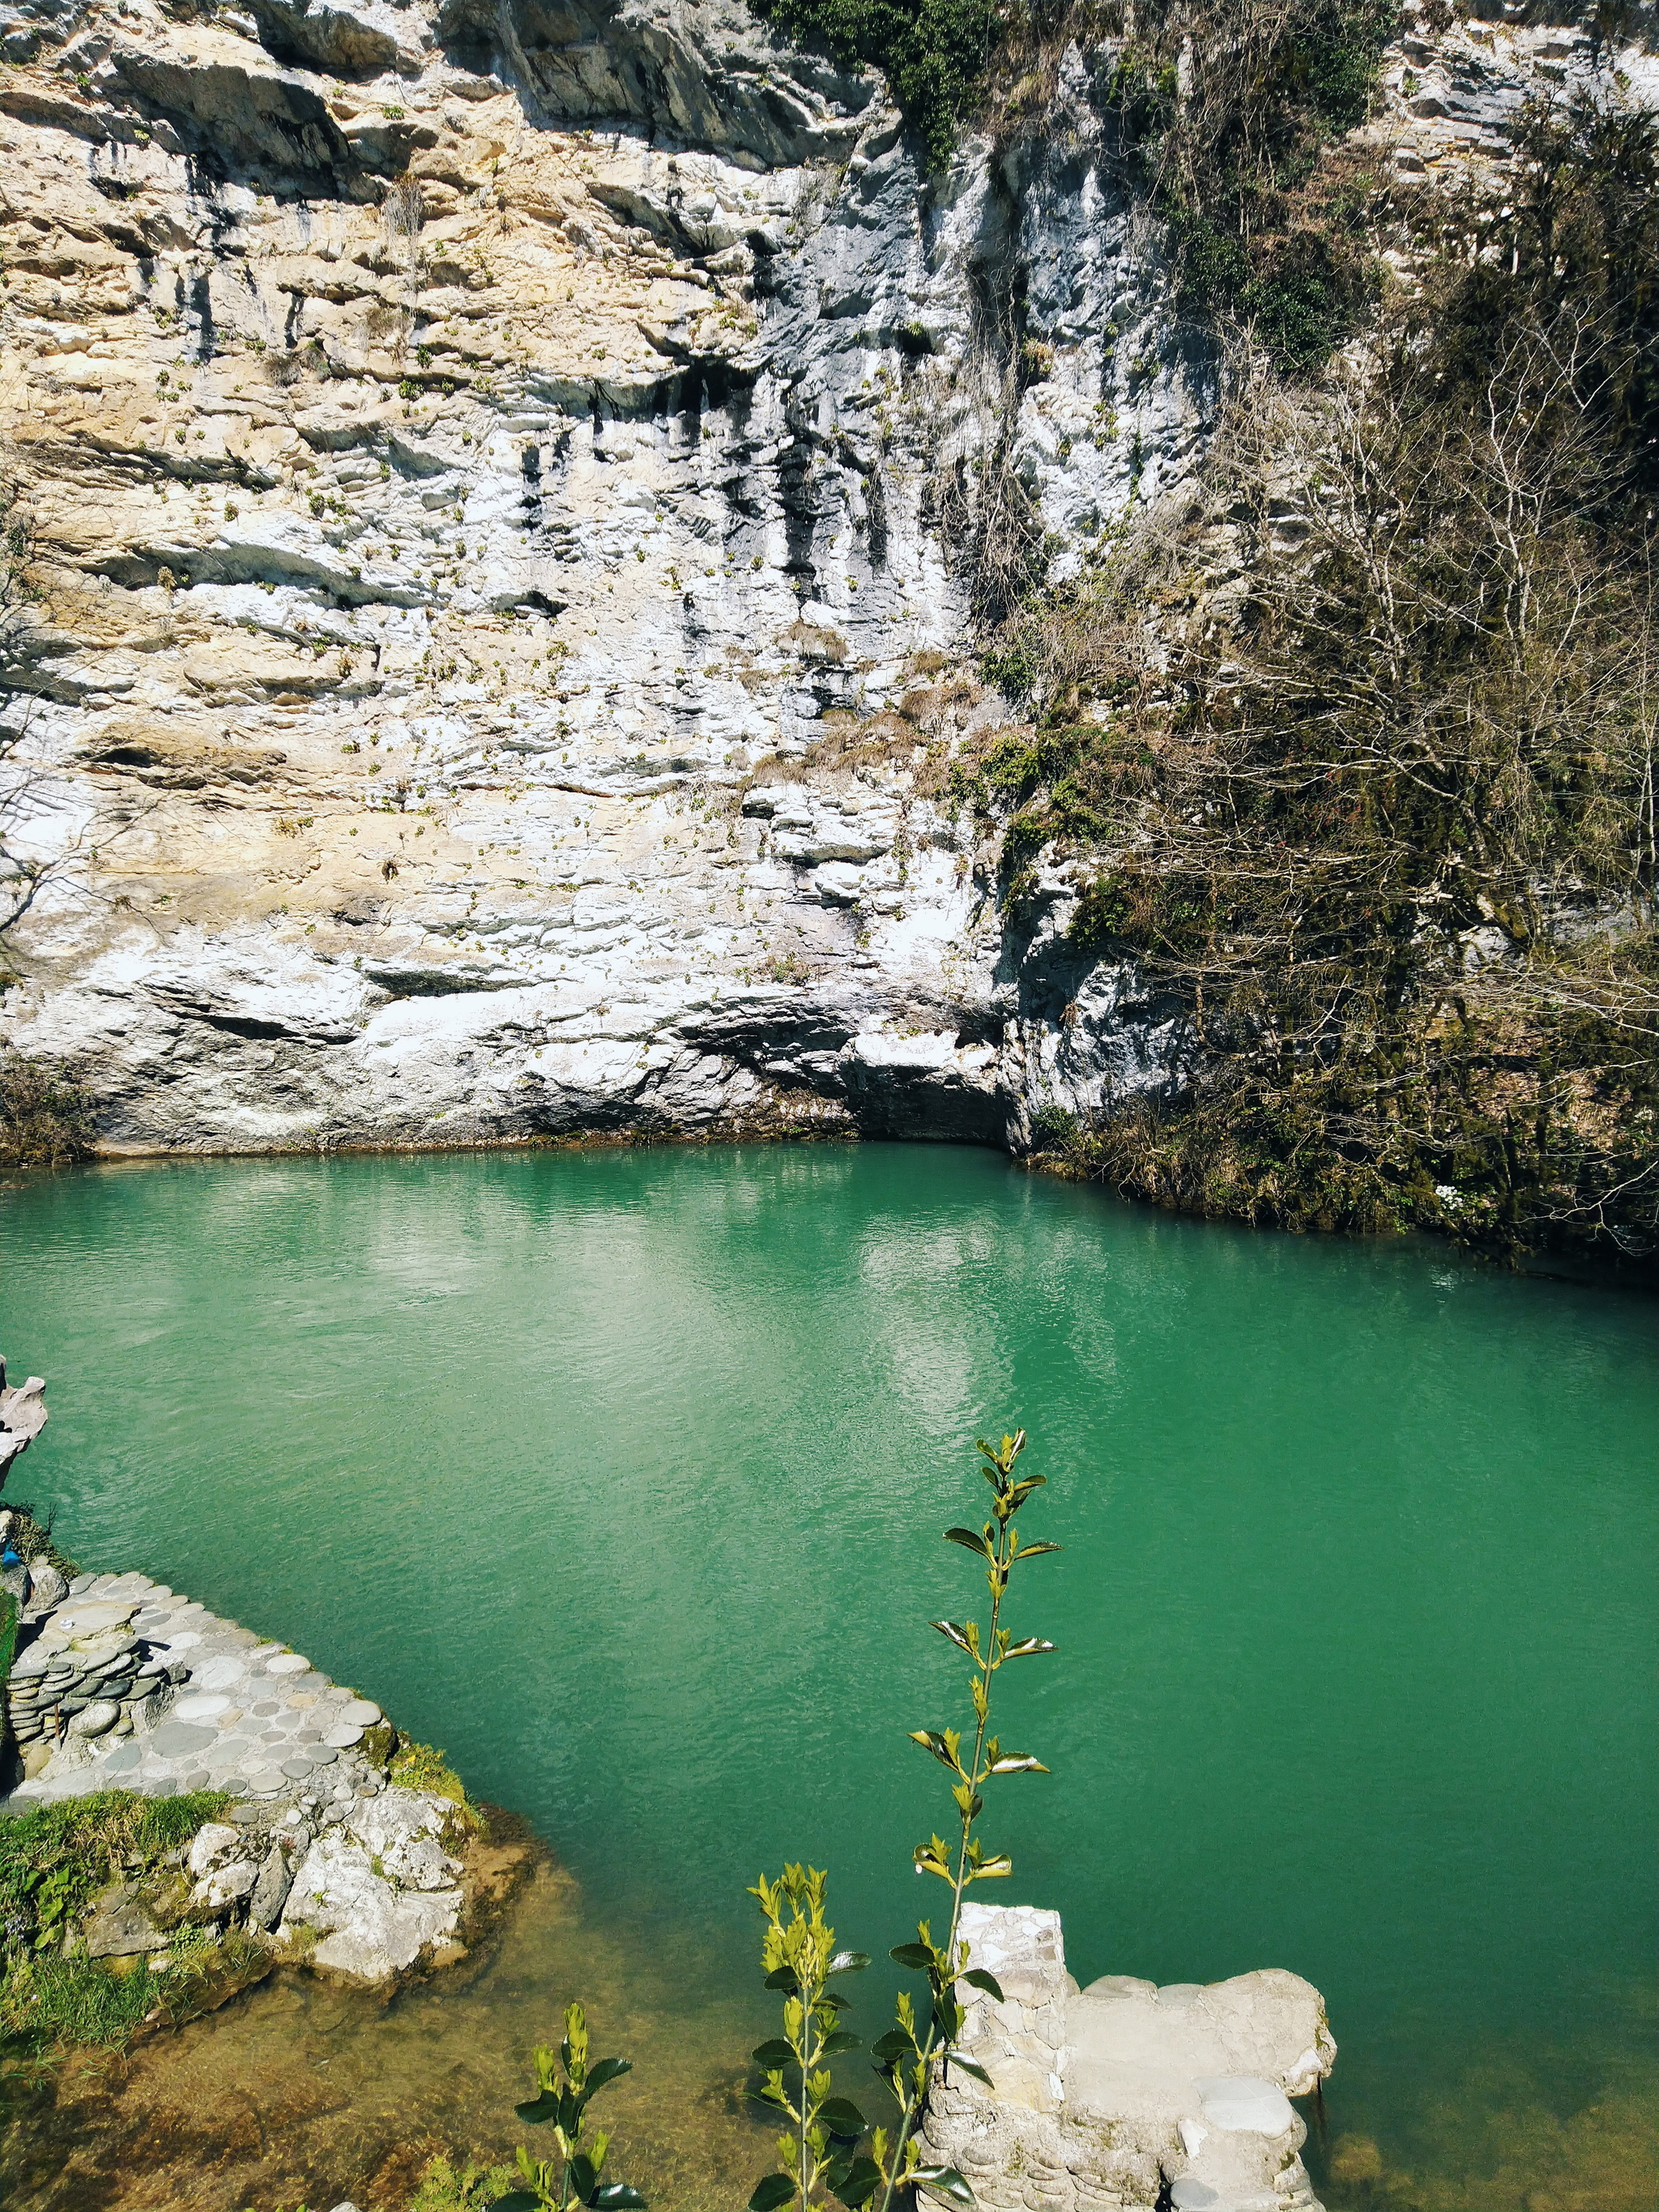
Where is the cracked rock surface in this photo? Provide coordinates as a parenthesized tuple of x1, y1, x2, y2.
(0, 0, 1649, 1148)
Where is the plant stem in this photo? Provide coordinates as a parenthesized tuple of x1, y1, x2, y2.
(876, 1514, 1013, 2212)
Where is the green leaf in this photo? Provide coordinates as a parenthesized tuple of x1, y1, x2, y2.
(962, 1970, 1004, 2001)
(944, 1527, 992, 1557)
(817, 2096, 868, 2137)
(585, 2057, 633, 2095)
(827, 1950, 871, 1975)
(1013, 1541, 1061, 1559)
(889, 1942, 934, 1970)
(764, 1966, 802, 1992)
(909, 1730, 962, 1771)
(911, 2167, 976, 2208)
(514, 2091, 562, 2125)
(1001, 1638, 1056, 1659)
(822, 2031, 864, 2054)
(570, 2154, 599, 2201)
(748, 2174, 798, 2212)
(987, 1754, 1048, 1774)
(752, 2039, 799, 2070)
(591, 2189, 647, 2210)
(832, 2155, 882, 2207)
(490, 2194, 544, 2211)
(872, 2026, 914, 2064)
(930, 1620, 972, 1650)
(944, 2054, 996, 2089)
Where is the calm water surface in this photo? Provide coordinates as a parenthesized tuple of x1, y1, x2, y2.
(0, 1144, 1653, 2210)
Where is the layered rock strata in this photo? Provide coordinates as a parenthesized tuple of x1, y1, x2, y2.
(922, 1902, 1336, 2212)
(0, 0, 1651, 1150)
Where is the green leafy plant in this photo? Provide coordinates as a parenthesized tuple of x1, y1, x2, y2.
(497, 2001, 647, 2212)
(748, 1868, 873, 2212)
(747, 1429, 1059, 2212)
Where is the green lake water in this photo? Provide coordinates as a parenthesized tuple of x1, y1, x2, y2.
(0, 1142, 1654, 2211)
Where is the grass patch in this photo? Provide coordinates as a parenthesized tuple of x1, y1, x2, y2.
(0, 1791, 230, 1965)
(0, 1791, 281, 2056)
(387, 1741, 484, 1832)
(0, 1949, 163, 2050)
(407, 2152, 520, 2210)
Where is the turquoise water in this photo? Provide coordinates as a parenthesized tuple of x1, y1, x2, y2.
(2, 1143, 1655, 2209)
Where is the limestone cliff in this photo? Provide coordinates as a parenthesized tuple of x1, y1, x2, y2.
(0, 0, 1646, 1155)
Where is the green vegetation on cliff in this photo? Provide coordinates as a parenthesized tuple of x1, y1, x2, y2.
(752, 0, 1000, 164)
(965, 93, 1659, 1262)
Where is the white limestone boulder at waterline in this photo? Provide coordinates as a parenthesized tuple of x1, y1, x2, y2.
(284, 1787, 467, 1981)
(920, 1904, 1336, 2212)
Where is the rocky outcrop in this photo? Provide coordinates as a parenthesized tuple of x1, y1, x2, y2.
(921, 1903, 1336, 2212)
(0, 0, 1649, 1151)
(0, 1371, 48, 1485)
(2, 1556, 478, 1988)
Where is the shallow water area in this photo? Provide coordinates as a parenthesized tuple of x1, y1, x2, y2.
(0, 1855, 774, 2212)
(1, 1142, 1654, 2210)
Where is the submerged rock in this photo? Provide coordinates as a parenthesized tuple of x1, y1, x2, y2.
(921, 1904, 1334, 2212)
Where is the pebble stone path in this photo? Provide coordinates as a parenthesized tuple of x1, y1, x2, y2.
(2, 1568, 386, 1813)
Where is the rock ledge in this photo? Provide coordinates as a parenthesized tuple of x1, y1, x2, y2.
(921, 1903, 1336, 2212)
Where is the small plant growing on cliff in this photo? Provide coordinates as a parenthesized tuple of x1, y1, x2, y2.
(496, 2001, 647, 2212)
(0, 1054, 93, 1166)
(746, 1430, 1057, 2212)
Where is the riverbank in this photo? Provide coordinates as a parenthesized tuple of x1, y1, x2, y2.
(0, 1377, 535, 2073)
(11, 1100, 1655, 1289)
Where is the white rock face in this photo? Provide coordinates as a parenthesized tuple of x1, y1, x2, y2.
(0, 0, 1647, 1149)
(921, 1903, 1336, 2212)
(0, 0, 1208, 1148)
(281, 1784, 464, 1982)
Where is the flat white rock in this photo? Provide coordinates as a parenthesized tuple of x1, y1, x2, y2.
(281, 1785, 463, 1984)
(51, 1603, 138, 1638)
(172, 1693, 231, 1721)
(266, 1654, 310, 1675)
(1195, 2077, 1296, 2136)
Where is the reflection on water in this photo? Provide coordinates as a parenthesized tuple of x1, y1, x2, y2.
(2, 1144, 1655, 2211)
(0, 1854, 772, 2212)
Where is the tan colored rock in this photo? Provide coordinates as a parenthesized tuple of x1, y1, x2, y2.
(0, 0, 1645, 1154)
(922, 1905, 1334, 2212)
